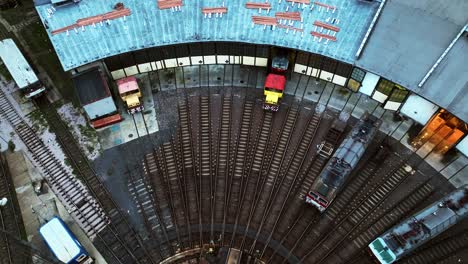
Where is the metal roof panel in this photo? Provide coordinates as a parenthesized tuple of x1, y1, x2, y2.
(35, 0, 378, 70)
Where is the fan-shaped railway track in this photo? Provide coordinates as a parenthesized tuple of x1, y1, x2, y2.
(136, 94, 459, 263)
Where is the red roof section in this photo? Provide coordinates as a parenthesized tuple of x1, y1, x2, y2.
(265, 74, 286, 91)
(91, 113, 123, 129)
(51, 7, 131, 35)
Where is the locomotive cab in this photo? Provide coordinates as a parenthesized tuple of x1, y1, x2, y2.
(117, 76, 144, 114)
(263, 54, 289, 111)
(271, 55, 289, 74)
(263, 74, 286, 111)
(306, 190, 329, 212)
(23, 83, 47, 99)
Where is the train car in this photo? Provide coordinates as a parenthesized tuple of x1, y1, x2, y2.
(0, 39, 46, 98)
(72, 67, 122, 129)
(39, 216, 94, 264)
(368, 185, 468, 264)
(306, 112, 381, 212)
(117, 76, 144, 114)
(263, 54, 289, 111)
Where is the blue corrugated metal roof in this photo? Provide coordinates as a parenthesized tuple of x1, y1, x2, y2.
(35, 0, 378, 71)
(0, 39, 39, 89)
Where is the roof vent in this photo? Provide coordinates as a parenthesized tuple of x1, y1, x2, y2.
(114, 2, 124, 10)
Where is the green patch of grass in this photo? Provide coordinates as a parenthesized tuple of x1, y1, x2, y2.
(28, 110, 49, 133)
(8, 140, 15, 152)
(28, 110, 47, 127)
(79, 124, 97, 139)
(30, 111, 46, 127)
(64, 158, 80, 179)
(86, 145, 95, 154)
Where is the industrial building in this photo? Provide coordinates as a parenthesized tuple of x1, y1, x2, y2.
(0, 0, 466, 263)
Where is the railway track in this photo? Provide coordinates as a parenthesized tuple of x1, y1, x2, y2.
(177, 97, 199, 248)
(213, 96, 233, 246)
(248, 105, 300, 252)
(298, 161, 420, 263)
(142, 151, 175, 250)
(243, 105, 296, 251)
(400, 228, 468, 264)
(237, 104, 276, 252)
(159, 142, 186, 250)
(230, 101, 271, 248)
(258, 107, 323, 259)
(99, 93, 465, 263)
(129, 157, 169, 260)
(0, 154, 31, 263)
(145, 150, 179, 249)
(126, 110, 183, 260)
(0, 90, 108, 238)
(140, 97, 208, 260)
(187, 96, 203, 249)
(269, 118, 344, 263)
(0, 155, 25, 238)
(198, 96, 211, 246)
(227, 100, 254, 246)
(322, 181, 435, 264)
(31, 96, 155, 264)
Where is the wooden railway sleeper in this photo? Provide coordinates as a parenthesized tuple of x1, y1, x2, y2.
(244, 107, 298, 254)
(261, 109, 323, 259)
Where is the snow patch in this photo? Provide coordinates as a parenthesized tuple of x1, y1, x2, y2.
(57, 103, 102, 160)
(1, 79, 74, 178)
(0, 117, 26, 152)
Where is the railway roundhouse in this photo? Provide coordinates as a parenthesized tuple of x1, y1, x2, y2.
(0, 0, 466, 263)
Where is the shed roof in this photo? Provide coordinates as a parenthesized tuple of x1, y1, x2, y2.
(72, 67, 109, 105)
(356, 0, 468, 122)
(34, 0, 468, 122)
(83, 97, 117, 120)
(0, 39, 39, 89)
(35, 0, 378, 70)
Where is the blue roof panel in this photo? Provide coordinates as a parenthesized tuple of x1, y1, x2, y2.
(36, 0, 378, 71)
